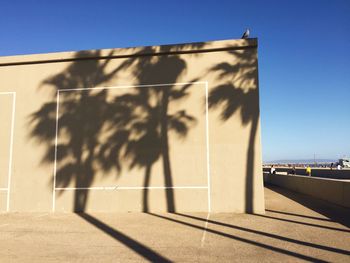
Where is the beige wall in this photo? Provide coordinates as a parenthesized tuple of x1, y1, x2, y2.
(0, 38, 264, 213)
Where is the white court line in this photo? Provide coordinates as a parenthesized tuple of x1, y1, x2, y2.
(55, 186, 209, 190)
(200, 82, 211, 248)
(0, 92, 16, 212)
(205, 82, 211, 213)
(7, 93, 16, 212)
(201, 213, 211, 247)
(52, 81, 211, 212)
(58, 81, 208, 92)
(52, 92, 60, 212)
(0, 188, 8, 191)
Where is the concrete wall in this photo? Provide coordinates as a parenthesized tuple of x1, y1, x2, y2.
(263, 167, 350, 179)
(0, 38, 264, 213)
(264, 173, 350, 208)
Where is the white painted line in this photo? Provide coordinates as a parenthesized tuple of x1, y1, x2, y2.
(0, 92, 16, 212)
(52, 81, 211, 210)
(55, 186, 209, 191)
(58, 81, 208, 93)
(201, 213, 210, 247)
(52, 91, 60, 212)
(6, 93, 16, 212)
(205, 82, 211, 213)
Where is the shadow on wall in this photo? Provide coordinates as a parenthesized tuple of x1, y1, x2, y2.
(29, 42, 259, 213)
(29, 44, 205, 213)
(99, 46, 201, 212)
(207, 48, 259, 213)
(29, 50, 120, 211)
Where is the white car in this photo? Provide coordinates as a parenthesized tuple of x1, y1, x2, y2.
(338, 158, 350, 168)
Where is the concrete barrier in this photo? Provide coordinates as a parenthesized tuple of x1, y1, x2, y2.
(264, 173, 350, 208)
(263, 167, 350, 179)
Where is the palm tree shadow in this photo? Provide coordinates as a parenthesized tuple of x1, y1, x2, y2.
(99, 47, 200, 212)
(27, 42, 272, 262)
(29, 50, 122, 211)
(208, 48, 260, 213)
(29, 44, 205, 213)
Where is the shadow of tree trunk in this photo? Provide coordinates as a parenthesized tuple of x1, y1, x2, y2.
(79, 213, 172, 262)
(113, 50, 195, 212)
(208, 48, 260, 213)
(245, 114, 259, 213)
(29, 51, 119, 212)
(160, 87, 175, 212)
(74, 143, 95, 211)
(30, 45, 204, 213)
(142, 164, 152, 212)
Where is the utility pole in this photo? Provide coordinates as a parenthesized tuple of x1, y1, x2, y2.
(314, 153, 316, 167)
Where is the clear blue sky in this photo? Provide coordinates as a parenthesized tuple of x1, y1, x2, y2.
(1, 0, 349, 161)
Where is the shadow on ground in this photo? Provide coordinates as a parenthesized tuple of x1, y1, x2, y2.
(1, 186, 349, 262)
(264, 184, 350, 228)
(78, 213, 172, 262)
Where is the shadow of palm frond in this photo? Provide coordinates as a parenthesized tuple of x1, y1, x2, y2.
(208, 48, 260, 213)
(30, 44, 205, 213)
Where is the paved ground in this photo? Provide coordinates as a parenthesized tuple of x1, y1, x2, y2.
(1, 185, 349, 262)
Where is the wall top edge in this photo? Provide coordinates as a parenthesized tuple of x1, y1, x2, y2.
(0, 38, 257, 66)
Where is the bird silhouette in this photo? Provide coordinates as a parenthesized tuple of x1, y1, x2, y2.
(242, 28, 250, 39)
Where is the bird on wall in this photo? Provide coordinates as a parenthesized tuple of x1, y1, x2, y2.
(241, 28, 250, 39)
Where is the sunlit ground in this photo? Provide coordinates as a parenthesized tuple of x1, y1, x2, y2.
(1, 186, 349, 262)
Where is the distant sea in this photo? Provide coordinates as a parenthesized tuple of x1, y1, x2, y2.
(264, 159, 336, 164)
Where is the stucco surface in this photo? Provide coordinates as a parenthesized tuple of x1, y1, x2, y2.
(0, 38, 264, 213)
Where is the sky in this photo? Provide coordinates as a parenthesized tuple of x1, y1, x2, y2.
(1, 0, 349, 161)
